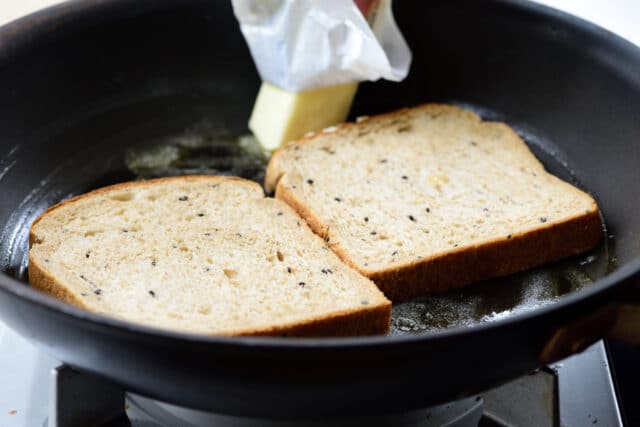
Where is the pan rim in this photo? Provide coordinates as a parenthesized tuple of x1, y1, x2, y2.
(1, 0, 639, 351)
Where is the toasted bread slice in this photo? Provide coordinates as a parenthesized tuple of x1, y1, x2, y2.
(266, 104, 602, 301)
(28, 176, 391, 336)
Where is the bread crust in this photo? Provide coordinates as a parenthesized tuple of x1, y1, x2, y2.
(238, 303, 391, 337)
(267, 104, 604, 302)
(28, 175, 391, 336)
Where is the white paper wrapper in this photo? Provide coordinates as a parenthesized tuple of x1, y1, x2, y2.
(232, 0, 412, 91)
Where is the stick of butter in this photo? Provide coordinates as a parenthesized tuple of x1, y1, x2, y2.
(249, 81, 359, 151)
(235, 0, 410, 151)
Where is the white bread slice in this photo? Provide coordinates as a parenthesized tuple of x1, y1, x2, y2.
(28, 176, 391, 336)
(265, 104, 602, 301)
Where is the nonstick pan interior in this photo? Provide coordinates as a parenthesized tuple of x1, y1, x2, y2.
(0, 99, 616, 335)
(0, 0, 639, 416)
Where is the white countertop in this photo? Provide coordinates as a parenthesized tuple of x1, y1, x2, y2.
(1, 0, 639, 47)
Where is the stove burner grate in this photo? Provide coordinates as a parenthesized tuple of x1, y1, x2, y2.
(47, 342, 622, 427)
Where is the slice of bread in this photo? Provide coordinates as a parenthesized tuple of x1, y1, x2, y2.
(28, 176, 391, 336)
(266, 104, 602, 301)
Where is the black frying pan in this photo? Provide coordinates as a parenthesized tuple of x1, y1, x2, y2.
(0, 0, 639, 418)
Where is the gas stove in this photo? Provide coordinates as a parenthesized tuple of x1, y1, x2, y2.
(0, 319, 622, 426)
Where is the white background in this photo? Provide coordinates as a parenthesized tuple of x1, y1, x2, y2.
(0, 0, 639, 47)
(533, 0, 640, 46)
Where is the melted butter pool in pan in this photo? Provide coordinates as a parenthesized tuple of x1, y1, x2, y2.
(390, 234, 616, 334)
(126, 120, 269, 183)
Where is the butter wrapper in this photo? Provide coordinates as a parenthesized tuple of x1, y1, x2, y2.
(231, 0, 412, 91)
